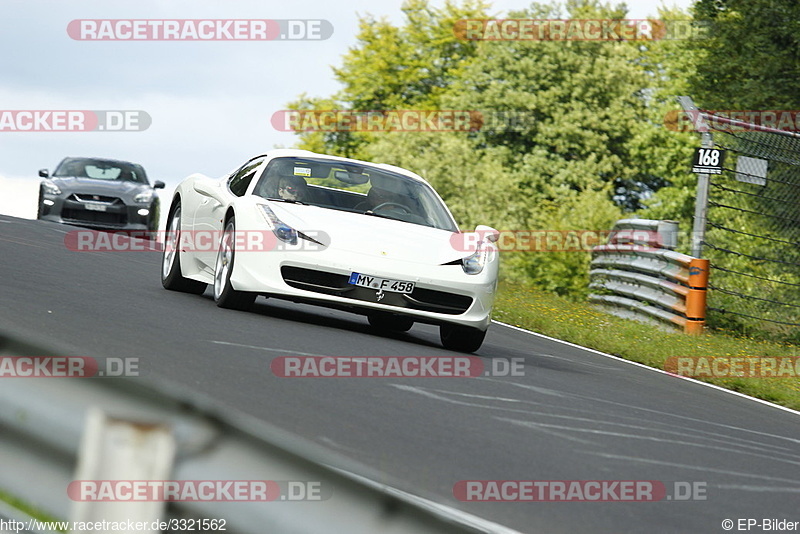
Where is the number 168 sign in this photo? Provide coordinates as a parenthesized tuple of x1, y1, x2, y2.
(691, 147, 726, 174)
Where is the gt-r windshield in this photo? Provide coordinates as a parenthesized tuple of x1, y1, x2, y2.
(53, 157, 149, 184)
(253, 157, 458, 231)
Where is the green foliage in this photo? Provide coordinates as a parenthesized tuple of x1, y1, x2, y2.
(689, 0, 800, 110)
(632, 6, 702, 228)
(287, 0, 489, 159)
(700, 148, 800, 340)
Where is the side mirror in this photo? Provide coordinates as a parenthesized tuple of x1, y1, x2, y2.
(475, 224, 499, 243)
(38, 169, 49, 178)
(153, 180, 165, 189)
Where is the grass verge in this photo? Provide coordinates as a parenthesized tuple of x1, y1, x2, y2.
(493, 281, 800, 411)
(0, 488, 67, 532)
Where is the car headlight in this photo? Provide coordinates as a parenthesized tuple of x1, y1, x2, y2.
(42, 180, 61, 195)
(461, 245, 489, 275)
(134, 190, 154, 203)
(258, 204, 298, 245)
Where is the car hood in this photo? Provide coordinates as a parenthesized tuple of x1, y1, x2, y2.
(269, 202, 466, 265)
(50, 177, 150, 197)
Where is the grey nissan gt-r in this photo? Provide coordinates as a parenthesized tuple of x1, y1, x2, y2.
(37, 156, 164, 237)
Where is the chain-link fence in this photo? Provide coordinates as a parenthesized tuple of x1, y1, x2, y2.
(693, 111, 800, 342)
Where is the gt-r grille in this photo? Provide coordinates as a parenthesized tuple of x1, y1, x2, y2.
(62, 208, 128, 226)
(69, 194, 122, 205)
(280, 266, 473, 315)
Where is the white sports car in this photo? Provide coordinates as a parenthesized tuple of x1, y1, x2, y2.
(161, 149, 499, 352)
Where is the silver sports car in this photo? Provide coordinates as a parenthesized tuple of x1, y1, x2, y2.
(37, 156, 164, 237)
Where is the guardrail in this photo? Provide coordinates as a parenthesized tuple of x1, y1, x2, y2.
(0, 331, 519, 534)
(588, 219, 709, 334)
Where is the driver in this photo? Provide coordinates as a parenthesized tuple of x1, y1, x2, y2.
(367, 187, 394, 208)
(277, 176, 307, 202)
(357, 186, 407, 212)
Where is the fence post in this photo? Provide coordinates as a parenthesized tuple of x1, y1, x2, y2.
(677, 96, 713, 258)
(685, 258, 710, 334)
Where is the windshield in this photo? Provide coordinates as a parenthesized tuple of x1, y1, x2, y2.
(253, 157, 458, 231)
(53, 158, 148, 184)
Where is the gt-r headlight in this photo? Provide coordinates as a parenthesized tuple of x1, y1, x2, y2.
(42, 180, 61, 195)
(134, 190, 154, 203)
(258, 204, 298, 245)
(461, 246, 489, 275)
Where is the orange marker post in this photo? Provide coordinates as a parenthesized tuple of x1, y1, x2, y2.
(685, 258, 710, 335)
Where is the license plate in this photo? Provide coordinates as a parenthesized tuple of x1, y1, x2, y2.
(84, 202, 108, 212)
(348, 272, 415, 293)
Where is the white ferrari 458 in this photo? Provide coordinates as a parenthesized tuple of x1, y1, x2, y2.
(161, 149, 499, 352)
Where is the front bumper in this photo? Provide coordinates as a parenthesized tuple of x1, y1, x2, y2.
(40, 193, 154, 232)
(230, 248, 498, 331)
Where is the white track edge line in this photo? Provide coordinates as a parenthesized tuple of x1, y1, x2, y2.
(492, 320, 800, 417)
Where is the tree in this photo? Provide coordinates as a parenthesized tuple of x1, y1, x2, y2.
(287, 0, 489, 159)
(635, 6, 703, 229)
(688, 0, 800, 110)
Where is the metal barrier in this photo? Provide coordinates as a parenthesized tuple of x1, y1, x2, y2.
(589, 219, 709, 334)
(0, 331, 520, 534)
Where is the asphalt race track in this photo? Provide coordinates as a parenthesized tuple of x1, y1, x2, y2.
(2, 214, 799, 533)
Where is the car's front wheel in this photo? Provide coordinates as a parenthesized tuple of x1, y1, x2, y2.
(36, 187, 44, 219)
(440, 324, 487, 353)
(161, 203, 207, 294)
(213, 217, 256, 310)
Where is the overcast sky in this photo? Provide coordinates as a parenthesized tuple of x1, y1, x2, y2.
(0, 0, 692, 203)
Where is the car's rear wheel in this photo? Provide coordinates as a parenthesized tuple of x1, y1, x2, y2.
(368, 313, 414, 332)
(213, 217, 256, 310)
(161, 203, 207, 294)
(440, 324, 486, 353)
